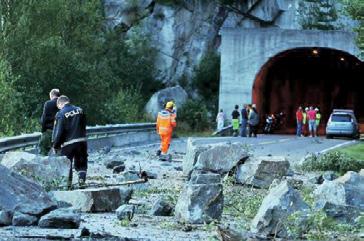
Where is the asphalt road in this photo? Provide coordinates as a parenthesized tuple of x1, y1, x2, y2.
(176, 134, 357, 165)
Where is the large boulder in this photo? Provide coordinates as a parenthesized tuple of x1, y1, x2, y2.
(236, 156, 290, 188)
(0, 165, 57, 218)
(183, 140, 249, 177)
(145, 86, 187, 119)
(175, 173, 223, 224)
(314, 171, 364, 222)
(51, 187, 132, 213)
(314, 171, 364, 210)
(38, 208, 81, 229)
(1, 152, 69, 184)
(251, 181, 309, 237)
(183, 138, 210, 176)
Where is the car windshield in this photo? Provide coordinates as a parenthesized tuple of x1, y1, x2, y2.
(331, 114, 352, 122)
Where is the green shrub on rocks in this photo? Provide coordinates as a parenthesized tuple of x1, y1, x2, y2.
(287, 210, 361, 240)
(301, 151, 364, 175)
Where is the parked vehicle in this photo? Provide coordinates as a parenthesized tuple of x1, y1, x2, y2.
(326, 109, 360, 139)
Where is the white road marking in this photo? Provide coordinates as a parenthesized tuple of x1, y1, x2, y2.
(318, 140, 358, 154)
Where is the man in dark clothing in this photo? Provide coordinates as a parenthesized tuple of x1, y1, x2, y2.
(39, 89, 60, 155)
(52, 95, 88, 189)
(248, 104, 259, 137)
(240, 104, 248, 137)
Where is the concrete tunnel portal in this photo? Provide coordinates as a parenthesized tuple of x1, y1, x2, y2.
(219, 28, 363, 133)
(252, 47, 364, 133)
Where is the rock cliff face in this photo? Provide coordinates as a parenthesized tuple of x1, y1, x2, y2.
(103, 0, 351, 84)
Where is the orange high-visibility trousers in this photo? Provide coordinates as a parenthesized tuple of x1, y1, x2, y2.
(160, 133, 172, 154)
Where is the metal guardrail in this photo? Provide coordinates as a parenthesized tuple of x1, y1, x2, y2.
(212, 125, 232, 136)
(0, 123, 156, 153)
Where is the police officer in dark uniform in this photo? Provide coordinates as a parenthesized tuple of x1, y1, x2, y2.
(52, 95, 88, 189)
(39, 89, 60, 155)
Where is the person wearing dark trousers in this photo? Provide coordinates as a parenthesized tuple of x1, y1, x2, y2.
(248, 104, 259, 137)
(52, 95, 88, 189)
(39, 89, 60, 155)
(240, 104, 248, 137)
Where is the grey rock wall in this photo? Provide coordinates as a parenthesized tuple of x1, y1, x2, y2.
(103, 0, 304, 84)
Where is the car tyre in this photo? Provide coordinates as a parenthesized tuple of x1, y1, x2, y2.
(326, 134, 333, 139)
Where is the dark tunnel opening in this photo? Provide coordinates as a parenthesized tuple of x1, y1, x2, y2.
(252, 48, 364, 134)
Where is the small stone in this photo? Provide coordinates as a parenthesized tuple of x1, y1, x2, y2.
(149, 197, 174, 216)
(104, 157, 125, 169)
(113, 165, 126, 174)
(12, 212, 38, 226)
(116, 205, 135, 221)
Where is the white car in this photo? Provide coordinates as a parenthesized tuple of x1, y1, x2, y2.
(326, 109, 360, 139)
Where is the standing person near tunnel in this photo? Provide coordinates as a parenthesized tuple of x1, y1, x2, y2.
(156, 101, 176, 161)
(296, 106, 303, 137)
(231, 105, 240, 137)
(307, 106, 317, 137)
(248, 104, 259, 137)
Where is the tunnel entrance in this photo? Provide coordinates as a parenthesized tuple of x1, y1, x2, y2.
(252, 48, 364, 134)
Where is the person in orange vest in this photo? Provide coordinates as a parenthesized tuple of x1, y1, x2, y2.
(156, 101, 177, 161)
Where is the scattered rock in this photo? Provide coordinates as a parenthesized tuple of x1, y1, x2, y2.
(145, 86, 188, 119)
(190, 170, 221, 184)
(113, 165, 126, 174)
(38, 208, 81, 229)
(149, 197, 174, 216)
(317, 202, 361, 224)
(104, 156, 125, 169)
(0, 165, 57, 216)
(12, 212, 38, 226)
(183, 139, 249, 177)
(314, 171, 364, 210)
(175, 181, 223, 224)
(359, 169, 364, 176)
(0, 210, 13, 226)
(251, 181, 309, 237)
(236, 156, 290, 188)
(269, 177, 303, 190)
(1, 152, 69, 184)
(146, 171, 158, 179)
(51, 187, 132, 212)
(116, 204, 135, 221)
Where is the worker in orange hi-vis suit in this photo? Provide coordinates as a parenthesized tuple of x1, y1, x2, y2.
(156, 101, 176, 161)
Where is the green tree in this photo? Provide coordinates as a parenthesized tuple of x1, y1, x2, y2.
(299, 0, 340, 30)
(0, 0, 160, 135)
(341, 0, 364, 59)
(191, 51, 220, 112)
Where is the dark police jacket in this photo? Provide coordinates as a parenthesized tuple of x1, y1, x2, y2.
(40, 98, 58, 132)
(52, 104, 87, 149)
